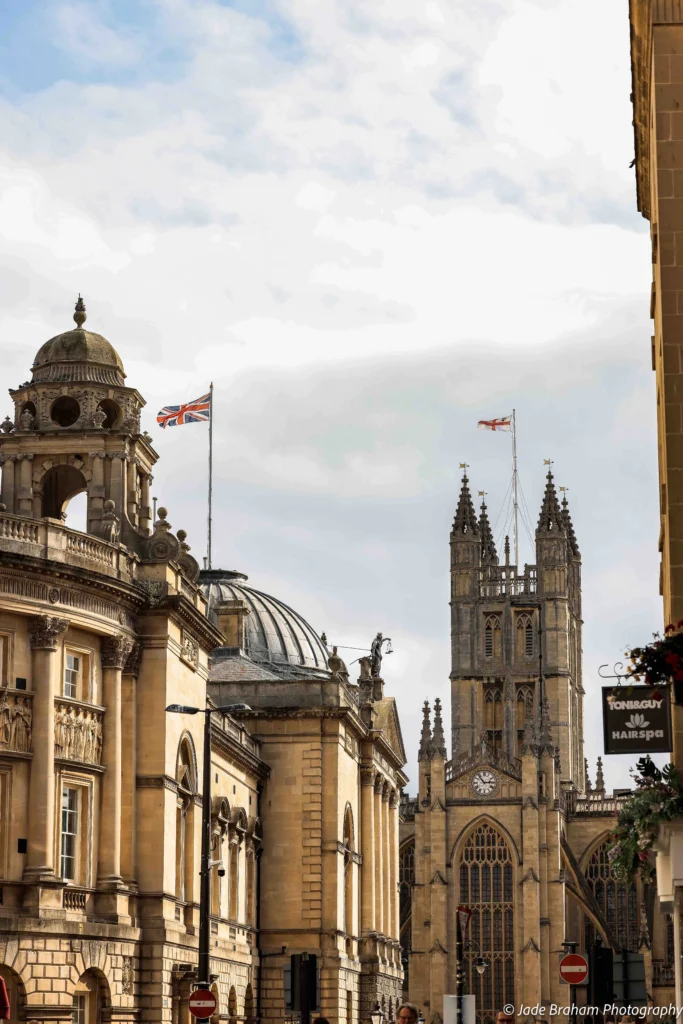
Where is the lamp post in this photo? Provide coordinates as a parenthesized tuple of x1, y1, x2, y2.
(166, 701, 251, 1019)
(370, 1003, 385, 1024)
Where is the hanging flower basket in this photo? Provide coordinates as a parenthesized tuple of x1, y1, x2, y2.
(608, 756, 683, 883)
(627, 622, 683, 688)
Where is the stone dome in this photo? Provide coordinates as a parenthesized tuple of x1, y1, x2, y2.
(31, 297, 125, 386)
(200, 569, 330, 674)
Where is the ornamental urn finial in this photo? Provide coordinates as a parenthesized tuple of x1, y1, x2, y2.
(74, 294, 87, 328)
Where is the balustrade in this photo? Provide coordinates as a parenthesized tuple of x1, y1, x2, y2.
(0, 689, 33, 752)
(54, 698, 104, 766)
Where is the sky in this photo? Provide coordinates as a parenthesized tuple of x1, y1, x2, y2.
(0, 0, 660, 790)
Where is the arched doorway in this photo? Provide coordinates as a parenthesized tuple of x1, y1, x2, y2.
(0, 964, 26, 1023)
(72, 968, 110, 1024)
(457, 821, 515, 1024)
(41, 465, 87, 522)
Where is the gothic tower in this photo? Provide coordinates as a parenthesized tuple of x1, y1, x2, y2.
(449, 468, 583, 790)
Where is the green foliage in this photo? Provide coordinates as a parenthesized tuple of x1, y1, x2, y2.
(608, 757, 683, 883)
(628, 627, 683, 684)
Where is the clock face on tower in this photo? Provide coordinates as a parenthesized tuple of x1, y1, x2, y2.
(471, 769, 498, 796)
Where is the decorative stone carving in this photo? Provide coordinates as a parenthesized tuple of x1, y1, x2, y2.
(360, 765, 376, 786)
(98, 500, 120, 544)
(358, 656, 372, 681)
(180, 631, 199, 669)
(27, 615, 69, 651)
(0, 693, 32, 752)
(92, 406, 107, 429)
(123, 641, 143, 677)
(0, 416, 14, 434)
(176, 529, 200, 583)
(48, 588, 60, 604)
(19, 408, 34, 431)
(101, 634, 135, 670)
(327, 646, 349, 682)
(122, 956, 133, 995)
(146, 507, 181, 563)
(55, 702, 103, 764)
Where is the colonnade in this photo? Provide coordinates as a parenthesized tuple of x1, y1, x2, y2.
(360, 766, 401, 942)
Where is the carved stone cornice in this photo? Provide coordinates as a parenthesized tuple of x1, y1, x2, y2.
(101, 634, 135, 669)
(27, 615, 68, 651)
(123, 641, 143, 677)
(136, 774, 178, 793)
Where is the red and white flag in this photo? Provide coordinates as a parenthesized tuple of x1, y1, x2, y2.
(478, 415, 512, 432)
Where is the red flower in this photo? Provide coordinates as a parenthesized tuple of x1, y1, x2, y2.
(639, 852, 649, 862)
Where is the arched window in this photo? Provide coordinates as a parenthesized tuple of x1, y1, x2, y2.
(484, 615, 501, 660)
(516, 686, 534, 732)
(175, 737, 196, 903)
(399, 839, 414, 993)
(72, 969, 110, 1024)
(343, 805, 354, 939)
(245, 983, 255, 1024)
(585, 838, 639, 951)
(516, 614, 534, 660)
(458, 822, 515, 1022)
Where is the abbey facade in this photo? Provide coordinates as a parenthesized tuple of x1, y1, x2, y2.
(399, 474, 673, 1023)
(0, 301, 405, 1024)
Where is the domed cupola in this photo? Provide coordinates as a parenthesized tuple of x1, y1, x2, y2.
(31, 296, 125, 387)
(200, 568, 330, 677)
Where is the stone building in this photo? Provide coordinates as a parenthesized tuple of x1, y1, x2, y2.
(0, 300, 405, 1024)
(398, 472, 673, 1023)
(629, 3, 683, 1005)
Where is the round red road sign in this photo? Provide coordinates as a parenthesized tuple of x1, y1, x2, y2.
(559, 953, 588, 985)
(188, 989, 217, 1019)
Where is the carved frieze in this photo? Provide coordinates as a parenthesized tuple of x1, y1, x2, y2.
(0, 692, 32, 752)
(55, 702, 103, 765)
(27, 615, 69, 651)
(180, 630, 199, 669)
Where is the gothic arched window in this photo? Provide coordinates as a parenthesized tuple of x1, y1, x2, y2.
(484, 687, 503, 732)
(516, 614, 534, 660)
(585, 838, 639, 952)
(484, 615, 501, 660)
(516, 686, 534, 732)
(458, 823, 515, 1023)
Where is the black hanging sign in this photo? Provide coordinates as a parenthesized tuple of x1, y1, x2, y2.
(602, 685, 672, 755)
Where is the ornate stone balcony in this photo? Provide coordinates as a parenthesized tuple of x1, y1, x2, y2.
(54, 697, 104, 766)
(0, 688, 32, 754)
(0, 511, 138, 583)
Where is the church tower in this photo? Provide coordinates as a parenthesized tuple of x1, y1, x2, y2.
(449, 467, 583, 790)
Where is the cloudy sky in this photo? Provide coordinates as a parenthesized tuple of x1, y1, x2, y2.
(0, 0, 659, 789)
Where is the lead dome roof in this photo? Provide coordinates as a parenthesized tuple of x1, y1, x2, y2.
(31, 297, 126, 386)
(200, 569, 330, 676)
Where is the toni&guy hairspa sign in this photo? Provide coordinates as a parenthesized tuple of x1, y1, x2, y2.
(602, 685, 672, 755)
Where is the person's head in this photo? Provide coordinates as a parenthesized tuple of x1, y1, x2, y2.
(312, 1018, 330, 1024)
(496, 1011, 515, 1024)
(398, 1004, 418, 1024)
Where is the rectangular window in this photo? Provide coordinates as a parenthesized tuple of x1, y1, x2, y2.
(64, 653, 80, 699)
(61, 786, 79, 880)
(72, 994, 86, 1024)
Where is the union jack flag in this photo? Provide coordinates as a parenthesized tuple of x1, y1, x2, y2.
(157, 391, 212, 429)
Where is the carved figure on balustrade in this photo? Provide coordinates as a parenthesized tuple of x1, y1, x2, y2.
(72, 708, 85, 761)
(0, 694, 11, 745)
(56, 704, 70, 758)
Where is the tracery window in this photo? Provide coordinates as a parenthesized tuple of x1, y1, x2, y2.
(585, 839, 639, 952)
(484, 687, 503, 731)
(458, 823, 515, 1024)
(484, 616, 501, 660)
(516, 614, 534, 660)
(516, 686, 534, 732)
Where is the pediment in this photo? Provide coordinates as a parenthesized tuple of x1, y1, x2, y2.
(373, 696, 407, 765)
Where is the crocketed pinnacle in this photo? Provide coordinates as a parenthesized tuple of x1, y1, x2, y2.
(521, 702, 536, 755)
(584, 757, 592, 794)
(539, 697, 553, 753)
(537, 469, 565, 534)
(418, 700, 432, 761)
(452, 474, 479, 536)
(74, 294, 86, 328)
(561, 494, 580, 557)
(595, 756, 605, 793)
(431, 697, 447, 759)
(479, 498, 498, 565)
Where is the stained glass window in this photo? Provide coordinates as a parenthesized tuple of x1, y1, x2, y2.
(585, 839, 639, 952)
(459, 823, 515, 1024)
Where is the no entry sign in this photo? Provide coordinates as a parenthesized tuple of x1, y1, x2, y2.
(188, 989, 217, 1019)
(559, 953, 588, 986)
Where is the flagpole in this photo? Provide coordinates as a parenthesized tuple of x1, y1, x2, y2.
(207, 382, 214, 570)
(512, 408, 519, 569)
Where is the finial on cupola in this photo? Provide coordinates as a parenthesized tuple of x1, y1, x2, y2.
(74, 294, 87, 328)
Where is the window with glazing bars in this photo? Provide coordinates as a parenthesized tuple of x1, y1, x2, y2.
(61, 786, 79, 880)
(585, 840, 639, 952)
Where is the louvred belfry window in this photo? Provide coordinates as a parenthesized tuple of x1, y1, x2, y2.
(458, 823, 515, 1024)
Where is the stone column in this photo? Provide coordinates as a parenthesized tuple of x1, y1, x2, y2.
(140, 471, 151, 533)
(382, 784, 391, 937)
(389, 790, 399, 942)
(374, 775, 384, 934)
(98, 634, 134, 886)
(0, 455, 15, 513)
(88, 451, 106, 533)
(121, 642, 141, 885)
(18, 454, 34, 514)
(360, 766, 376, 935)
(25, 615, 68, 881)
